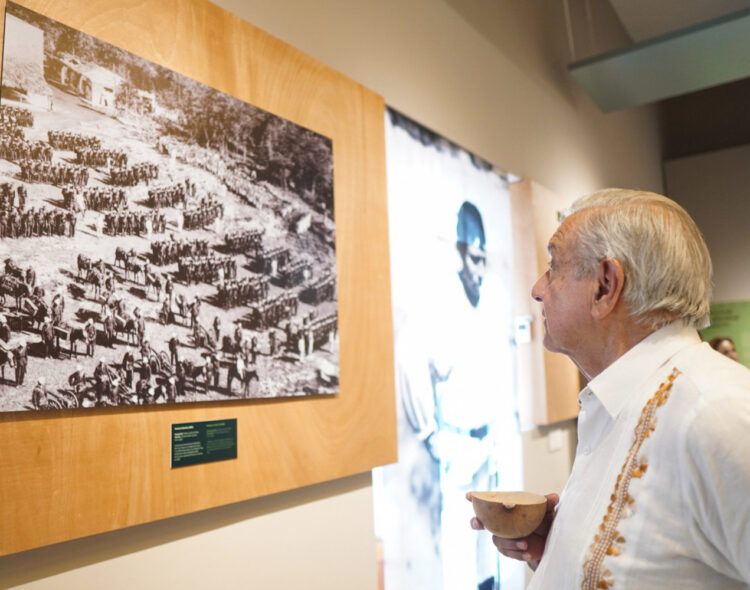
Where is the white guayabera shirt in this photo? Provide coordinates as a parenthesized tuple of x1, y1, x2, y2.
(529, 322, 750, 590)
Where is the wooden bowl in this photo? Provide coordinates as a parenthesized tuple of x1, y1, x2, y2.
(471, 491, 547, 538)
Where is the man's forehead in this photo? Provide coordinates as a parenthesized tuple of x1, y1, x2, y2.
(547, 231, 566, 255)
(547, 215, 578, 255)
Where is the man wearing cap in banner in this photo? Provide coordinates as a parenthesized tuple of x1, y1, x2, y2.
(400, 201, 519, 590)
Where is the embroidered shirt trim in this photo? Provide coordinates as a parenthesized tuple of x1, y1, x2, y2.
(581, 367, 681, 590)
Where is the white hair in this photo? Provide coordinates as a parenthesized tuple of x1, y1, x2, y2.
(565, 188, 712, 329)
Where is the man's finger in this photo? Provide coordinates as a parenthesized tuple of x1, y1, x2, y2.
(469, 517, 485, 530)
(493, 533, 546, 561)
(496, 548, 531, 561)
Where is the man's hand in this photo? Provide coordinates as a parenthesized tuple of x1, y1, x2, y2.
(467, 492, 559, 571)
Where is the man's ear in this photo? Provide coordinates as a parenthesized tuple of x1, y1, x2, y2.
(592, 258, 625, 319)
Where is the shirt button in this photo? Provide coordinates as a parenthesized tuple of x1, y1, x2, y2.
(582, 446, 591, 455)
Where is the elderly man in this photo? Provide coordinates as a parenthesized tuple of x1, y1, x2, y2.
(471, 189, 750, 588)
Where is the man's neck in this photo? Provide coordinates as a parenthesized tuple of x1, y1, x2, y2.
(576, 318, 656, 380)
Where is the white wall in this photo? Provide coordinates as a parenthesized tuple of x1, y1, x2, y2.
(0, 0, 664, 588)
(221, 0, 663, 200)
(664, 144, 750, 302)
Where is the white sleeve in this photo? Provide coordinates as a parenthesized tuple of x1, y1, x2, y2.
(396, 352, 437, 441)
(681, 392, 750, 584)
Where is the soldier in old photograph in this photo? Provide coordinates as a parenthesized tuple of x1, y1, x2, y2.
(102, 271, 115, 300)
(31, 377, 49, 410)
(68, 363, 86, 400)
(109, 375, 122, 405)
(175, 360, 187, 398)
(165, 376, 177, 403)
(24, 266, 35, 289)
(209, 352, 221, 391)
(51, 296, 63, 326)
(84, 318, 97, 357)
(169, 333, 179, 366)
(243, 350, 259, 396)
(139, 338, 152, 365)
(102, 308, 116, 348)
(93, 357, 109, 404)
(248, 336, 259, 363)
(233, 322, 243, 352)
(189, 298, 200, 328)
(52, 288, 64, 317)
(41, 318, 56, 358)
(0, 315, 11, 343)
(121, 346, 136, 388)
(134, 308, 146, 348)
(13, 341, 27, 386)
(133, 377, 146, 404)
(227, 353, 244, 395)
(213, 315, 221, 344)
(268, 329, 277, 356)
(164, 275, 174, 305)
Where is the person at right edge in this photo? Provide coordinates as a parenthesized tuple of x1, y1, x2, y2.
(469, 188, 750, 588)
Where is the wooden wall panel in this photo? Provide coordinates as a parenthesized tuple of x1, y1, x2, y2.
(510, 179, 580, 426)
(0, 0, 397, 556)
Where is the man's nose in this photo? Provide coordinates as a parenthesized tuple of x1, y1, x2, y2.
(531, 276, 545, 302)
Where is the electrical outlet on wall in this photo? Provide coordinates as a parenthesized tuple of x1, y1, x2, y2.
(548, 428, 563, 453)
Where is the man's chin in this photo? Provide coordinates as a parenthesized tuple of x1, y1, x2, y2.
(542, 333, 560, 354)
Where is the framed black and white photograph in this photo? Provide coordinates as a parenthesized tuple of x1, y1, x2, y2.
(0, 1, 339, 412)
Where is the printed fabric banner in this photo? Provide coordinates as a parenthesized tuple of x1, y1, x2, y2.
(373, 109, 524, 590)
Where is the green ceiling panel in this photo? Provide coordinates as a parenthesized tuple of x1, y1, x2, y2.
(568, 8, 750, 112)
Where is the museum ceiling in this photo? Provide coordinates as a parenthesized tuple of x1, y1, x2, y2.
(605, 0, 750, 159)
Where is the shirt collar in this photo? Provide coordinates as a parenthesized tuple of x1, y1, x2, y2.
(585, 321, 701, 418)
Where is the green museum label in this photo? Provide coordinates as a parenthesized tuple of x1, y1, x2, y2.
(171, 419, 238, 468)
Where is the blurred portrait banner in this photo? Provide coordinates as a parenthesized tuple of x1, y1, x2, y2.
(373, 109, 524, 590)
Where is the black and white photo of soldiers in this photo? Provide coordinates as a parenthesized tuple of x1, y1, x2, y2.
(0, 2, 338, 413)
